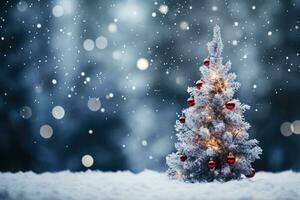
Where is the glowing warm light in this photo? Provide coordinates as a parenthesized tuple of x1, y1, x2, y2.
(224, 81, 229, 87)
(235, 156, 241, 162)
(175, 170, 182, 177)
(206, 136, 221, 150)
(194, 134, 222, 151)
(213, 78, 226, 93)
(209, 71, 219, 80)
(204, 107, 214, 122)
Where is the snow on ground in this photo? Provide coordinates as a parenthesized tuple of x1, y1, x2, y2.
(0, 170, 299, 200)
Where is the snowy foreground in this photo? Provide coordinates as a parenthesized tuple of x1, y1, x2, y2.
(0, 170, 299, 200)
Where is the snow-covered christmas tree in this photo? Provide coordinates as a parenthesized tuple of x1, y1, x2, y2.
(166, 25, 262, 182)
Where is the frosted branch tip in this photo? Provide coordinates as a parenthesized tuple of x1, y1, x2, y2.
(207, 25, 224, 61)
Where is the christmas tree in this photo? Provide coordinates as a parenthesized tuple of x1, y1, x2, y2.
(166, 25, 262, 182)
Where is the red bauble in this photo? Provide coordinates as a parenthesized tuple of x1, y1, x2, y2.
(179, 116, 186, 124)
(208, 159, 216, 169)
(187, 97, 195, 107)
(180, 154, 187, 162)
(225, 100, 235, 110)
(246, 168, 256, 178)
(226, 153, 236, 164)
(203, 58, 210, 67)
(196, 80, 205, 90)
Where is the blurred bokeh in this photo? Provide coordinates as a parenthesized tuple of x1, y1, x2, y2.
(0, 0, 299, 173)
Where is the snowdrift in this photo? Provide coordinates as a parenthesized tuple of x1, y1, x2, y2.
(0, 170, 299, 200)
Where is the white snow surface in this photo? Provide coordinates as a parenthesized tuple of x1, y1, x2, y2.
(0, 170, 299, 200)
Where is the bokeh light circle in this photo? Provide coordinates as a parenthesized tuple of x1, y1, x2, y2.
(81, 154, 94, 168)
(136, 58, 149, 71)
(87, 98, 101, 111)
(83, 39, 95, 51)
(52, 106, 65, 119)
(52, 5, 64, 17)
(40, 124, 53, 139)
(280, 122, 293, 136)
(20, 106, 32, 119)
(292, 120, 300, 134)
(95, 36, 108, 49)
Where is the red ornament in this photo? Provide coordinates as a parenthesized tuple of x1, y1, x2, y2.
(180, 154, 187, 162)
(246, 168, 256, 178)
(225, 100, 235, 110)
(196, 80, 205, 90)
(187, 97, 195, 107)
(208, 159, 216, 169)
(179, 116, 186, 124)
(203, 58, 210, 67)
(226, 153, 236, 164)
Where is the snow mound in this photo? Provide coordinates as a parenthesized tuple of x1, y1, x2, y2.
(0, 170, 299, 200)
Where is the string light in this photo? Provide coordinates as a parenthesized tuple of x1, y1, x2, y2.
(235, 156, 241, 162)
(175, 170, 182, 177)
(193, 133, 222, 151)
(206, 136, 222, 151)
